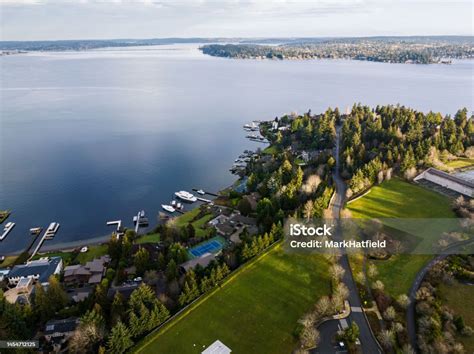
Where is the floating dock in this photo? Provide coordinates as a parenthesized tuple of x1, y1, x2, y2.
(0, 222, 15, 241)
(106, 220, 122, 232)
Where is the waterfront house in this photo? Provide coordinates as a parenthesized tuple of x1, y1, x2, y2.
(414, 168, 474, 198)
(63, 255, 110, 285)
(4, 277, 34, 305)
(7, 257, 63, 286)
(43, 317, 79, 351)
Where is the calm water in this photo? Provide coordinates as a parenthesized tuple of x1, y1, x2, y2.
(1, 44, 473, 254)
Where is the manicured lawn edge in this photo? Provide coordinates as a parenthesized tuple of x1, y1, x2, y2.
(132, 241, 282, 353)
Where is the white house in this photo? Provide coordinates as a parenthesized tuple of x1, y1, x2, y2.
(202, 340, 232, 354)
(414, 168, 474, 198)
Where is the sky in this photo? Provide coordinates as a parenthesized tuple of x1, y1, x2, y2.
(0, 0, 473, 41)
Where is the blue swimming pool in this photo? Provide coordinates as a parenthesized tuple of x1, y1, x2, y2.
(188, 237, 225, 258)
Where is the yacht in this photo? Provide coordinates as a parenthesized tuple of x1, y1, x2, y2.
(174, 191, 197, 203)
(162, 204, 176, 213)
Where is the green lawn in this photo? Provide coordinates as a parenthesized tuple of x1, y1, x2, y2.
(31, 251, 76, 265)
(263, 145, 278, 155)
(134, 245, 331, 354)
(347, 178, 455, 296)
(75, 244, 108, 265)
(137, 233, 161, 244)
(347, 178, 455, 219)
(0, 255, 17, 268)
(174, 208, 201, 227)
(444, 157, 474, 169)
(439, 281, 474, 352)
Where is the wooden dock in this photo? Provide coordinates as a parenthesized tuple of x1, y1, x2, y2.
(192, 189, 218, 197)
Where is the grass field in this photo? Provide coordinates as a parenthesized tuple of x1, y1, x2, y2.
(439, 281, 474, 352)
(137, 233, 161, 244)
(0, 255, 17, 268)
(75, 244, 108, 264)
(135, 245, 331, 354)
(444, 157, 474, 169)
(347, 178, 455, 296)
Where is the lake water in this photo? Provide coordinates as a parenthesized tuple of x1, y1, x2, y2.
(1, 44, 473, 254)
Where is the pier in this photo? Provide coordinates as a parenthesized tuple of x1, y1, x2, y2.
(192, 188, 218, 197)
(196, 197, 212, 203)
(106, 220, 122, 232)
(29, 222, 60, 259)
(0, 222, 15, 241)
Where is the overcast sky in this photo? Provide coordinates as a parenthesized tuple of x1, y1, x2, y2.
(0, 0, 472, 41)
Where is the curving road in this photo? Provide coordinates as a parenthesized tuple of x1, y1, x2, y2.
(315, 125, 382, 353)
(406, 238, 474, 351)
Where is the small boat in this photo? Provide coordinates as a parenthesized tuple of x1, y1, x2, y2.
(171, 200, 177, 207)
(176, 202, 183, 210)
(175, 191, 197, 203)
(162, 204, 176, 213)
(80, 246, 88, 253)
(197, 189, 205, 195)
(139, 210, 145, 218)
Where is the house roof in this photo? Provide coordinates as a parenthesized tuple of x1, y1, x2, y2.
(8, 257, 62, 283)
(424, 167, 474, 189)
(44, 318, 79, 336)
(202, 340, 232, 354)
(229, 214, 257, 226)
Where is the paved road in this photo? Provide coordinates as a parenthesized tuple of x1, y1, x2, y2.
(315, 126, 382, 354)
(406, 238, 474, 351)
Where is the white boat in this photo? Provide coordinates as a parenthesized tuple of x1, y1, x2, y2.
(161, 204, 176, 213)
(5, 222, 13, 228)
(176, 202, 183, 210)
(139, 210, 145, 218)
(80, 246, 88, 253)
(171, 200, 177, 207)
(197, 189, 205, 195)
(174, 191, 197, 203)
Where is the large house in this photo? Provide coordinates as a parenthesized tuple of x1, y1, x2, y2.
(7, 257, 63, 286)
(414, 168, 474, 198)
(63, 255, 110, 285)
(4, 277, 34, 305)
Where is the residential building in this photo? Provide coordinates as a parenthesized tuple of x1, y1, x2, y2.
(63, 255, 110, 285)
(44, 317, 79, 351)
(4, 277, 34, 305)
(7, 257, 63, 286)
